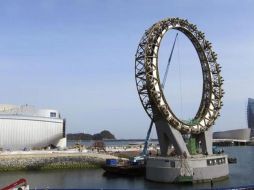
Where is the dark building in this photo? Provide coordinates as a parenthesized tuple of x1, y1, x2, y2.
(213, 128, 251, 140)
(247, 98, 254, 137)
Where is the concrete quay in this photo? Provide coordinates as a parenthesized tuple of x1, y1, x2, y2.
(0, 150, 118, 172)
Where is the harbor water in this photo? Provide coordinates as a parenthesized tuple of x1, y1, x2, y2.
(0, 145, 253, 189)
(67, 139, 159, 147)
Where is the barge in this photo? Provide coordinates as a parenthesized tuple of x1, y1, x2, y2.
(102, 158, 145, 176)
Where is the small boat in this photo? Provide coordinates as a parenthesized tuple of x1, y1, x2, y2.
(228, 157, 237, 164)
(102, 158, 145, 176)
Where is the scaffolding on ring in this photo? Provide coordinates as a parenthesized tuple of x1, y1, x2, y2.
(135, 17, 228, 183)
(135, 17, 224, 135)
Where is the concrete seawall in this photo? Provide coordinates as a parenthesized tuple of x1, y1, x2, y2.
(0, 152, 118, 171)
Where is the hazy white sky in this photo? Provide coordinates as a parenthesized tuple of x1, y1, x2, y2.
(0, 0, 253, 138)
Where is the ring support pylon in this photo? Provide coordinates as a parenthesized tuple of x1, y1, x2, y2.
(135, 18, 229, 183)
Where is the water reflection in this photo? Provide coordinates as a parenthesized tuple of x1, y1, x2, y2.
(0, 146, 253, 189)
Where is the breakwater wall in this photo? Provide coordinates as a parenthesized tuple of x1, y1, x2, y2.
(0, 152, 117, 172)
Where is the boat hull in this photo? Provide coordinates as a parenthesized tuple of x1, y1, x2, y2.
(102, 165, 145, 176)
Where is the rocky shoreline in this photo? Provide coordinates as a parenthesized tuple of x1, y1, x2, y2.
(0, 151, 118, 172)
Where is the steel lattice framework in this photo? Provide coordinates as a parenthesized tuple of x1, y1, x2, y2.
(135, 18, 224, 134)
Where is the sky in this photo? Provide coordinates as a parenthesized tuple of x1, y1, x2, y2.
(0, 0, 253, 139)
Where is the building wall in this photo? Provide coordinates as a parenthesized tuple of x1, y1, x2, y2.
(247, 98, 254, 137)
(0, 115, 65, 150)
(213, 128, 251, 140)
(0, 104, 60, 118)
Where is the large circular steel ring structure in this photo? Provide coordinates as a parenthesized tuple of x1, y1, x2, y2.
(135, 18, 224, 134)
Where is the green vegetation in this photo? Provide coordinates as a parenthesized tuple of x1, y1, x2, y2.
(0, 162, 101, 172)
(187, 138, 197, 155)
(0, 166, 25, 172)
(39, 162, 101, 170)
(182, 119, 199, 125)
(114, 153, 130, 159)
(67, 130, 116, 141)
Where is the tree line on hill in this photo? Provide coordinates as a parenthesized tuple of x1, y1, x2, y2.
(67, 130, 116, 140)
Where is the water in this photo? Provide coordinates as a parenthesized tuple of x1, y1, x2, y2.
(0, 146, 253, 189)
(67, 139, 159, 147)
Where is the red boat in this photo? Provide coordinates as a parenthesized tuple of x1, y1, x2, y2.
(0, 178, 29, 190)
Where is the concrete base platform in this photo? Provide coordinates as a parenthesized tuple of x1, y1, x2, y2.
(146, 154, 229, 183)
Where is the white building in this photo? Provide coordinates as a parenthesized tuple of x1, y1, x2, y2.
(0, 104, 66, 150)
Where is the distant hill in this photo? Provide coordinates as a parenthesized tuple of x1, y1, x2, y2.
(67, 130, 116, 140)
